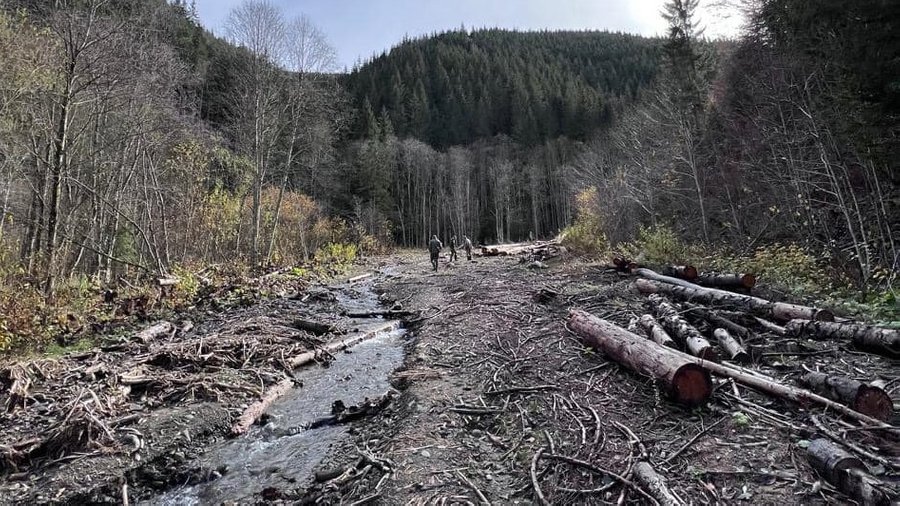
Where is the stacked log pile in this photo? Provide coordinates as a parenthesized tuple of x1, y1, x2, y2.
(566, 259, 899, 504)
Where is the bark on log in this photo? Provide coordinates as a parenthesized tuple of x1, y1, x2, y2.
(635, 277, 834, 322)
(785, 320, 900, 358)
(684, 303, 750, 338)
(288, 321, 402, 368)
(696, 273, 756, 290)
(633, 461, 682, 506)
(807, 439, 893, 506)
(568, 310, 712, 406)
(649, 295, 717, 361)
(345, 310, 415, 319)
(662, 265, 698, 281)
(754, 317, 787, 336)
(231, 377, 294, 435)
(638, 314, 678, 349)
(292, 319, 342, 336)
(799, 372, 893, 421)
(713, 328, 749, 363)
(134, 322, 174, 343)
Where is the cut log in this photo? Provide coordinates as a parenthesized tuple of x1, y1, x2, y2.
(232, 378, 294, 435)
(156, 277, 179, 287)
(134, 321, 174, 343)
(638, 314, 678, 349)
(345, 309, 415, 319)
(568, 310, 712, 406)
(785, 320, 899, 358)
(634, 277, 834, 322)
(292, 319, 342, 336)
(807, 439, 893, 506)
(754, 317, 787, 336)
(799, 372, 893, 421)
(683, 304, 750, 338)
(288, 321, 402, 368)
(633, 461, 682, 506)
(649, 295, 717, 361)
(662, 265, 698, 281)
(696, 273, 756, 290)
(346, 273, 373, 284)
(713, 328, 749, 363)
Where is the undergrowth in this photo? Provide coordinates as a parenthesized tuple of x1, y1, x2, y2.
(0, 240, 363, 357)
(562, 203, 898, 323)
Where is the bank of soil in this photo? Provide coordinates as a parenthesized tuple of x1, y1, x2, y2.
(1, 250, 897, 505)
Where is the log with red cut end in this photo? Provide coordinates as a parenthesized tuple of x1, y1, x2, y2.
(807, 439, 893, 506)
(713, 328, 749, 363)
(649, 295, 717, 361)
(634, 277, 834, 322)
(785, 320, 899, 359)
(799, 372, 893, 421)
(662, 265, 698, 281)
(638, 314, 677, 349)
(568, 310, 712, 406)
(696, 273, 756, 290)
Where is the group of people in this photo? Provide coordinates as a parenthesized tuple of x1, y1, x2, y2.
(428, 234, 473, 271)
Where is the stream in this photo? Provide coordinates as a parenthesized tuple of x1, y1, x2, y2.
(149, 279, 407, 505)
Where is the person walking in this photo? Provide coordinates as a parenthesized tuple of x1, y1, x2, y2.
(449, 235, 458, 262)
(428, 235, 443, 271)
(463, 235, 473, 261)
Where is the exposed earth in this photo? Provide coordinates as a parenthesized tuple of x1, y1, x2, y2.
(1, 250, 898, 505)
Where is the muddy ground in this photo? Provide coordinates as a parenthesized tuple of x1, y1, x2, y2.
(1, 251, 898, 505)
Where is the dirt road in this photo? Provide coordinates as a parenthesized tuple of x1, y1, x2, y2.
(1, 251, 897, 504)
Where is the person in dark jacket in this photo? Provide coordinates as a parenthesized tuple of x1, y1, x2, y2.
(428, 235, 442, 271)
(449, 235, 458, 262)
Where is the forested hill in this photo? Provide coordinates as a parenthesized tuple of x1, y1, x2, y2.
(345, 29, 662, 147)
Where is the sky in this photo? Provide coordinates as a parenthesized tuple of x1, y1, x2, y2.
(193, 0, 745, 71)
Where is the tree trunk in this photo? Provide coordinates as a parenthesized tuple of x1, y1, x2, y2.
(567, 310, 712, 406)
(713, 328, 749, 363)
(662, 265, 698, 281)
(633, 461, 682, 506)
(807, 439, 892, 506)
(785, 320, 899, 358)
(638, 314, 678, 349)
(696, 273, 756, 290)
(649, 295, 716, 361)
(635, 277, 834, 322)
(288, 321, 401, 368)
(232, 377, 294, 435)
(683, 303, 750, 338)
(799, 372, 893, 421)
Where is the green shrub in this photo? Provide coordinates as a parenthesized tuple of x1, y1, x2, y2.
(616, 224, 704, 266)
(560, 187, 608, 256)
(313, 243, 358, 273)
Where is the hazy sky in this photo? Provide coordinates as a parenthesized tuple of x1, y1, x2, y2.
(193, 0, 744, 71)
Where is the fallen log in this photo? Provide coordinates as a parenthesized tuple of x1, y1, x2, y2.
(345, 309, 416, 319)
(638, 315, 678, 349)
(662, 265, 698, 281)
(292, 319, 342, 336)
(799, 372, 893, 421)
(713, 328, 749, 363)
(785, 320, 899, 358)
(807, 439, 893, 506)
(633, 461, 682, 506)
(231, 377, 294, 435)
(696, 273, 756, 290)
(754, 317, 787, 336)
(684, 304, 750, 338)
(288, 321, 402, 368)
(570, 312, 892, 428)
(649, 295, 717, 361)
(346, 272, 373, 284)
(635, 277, 834, 322)
(568, 310, 712, 406)
(134, 321, 174, 343)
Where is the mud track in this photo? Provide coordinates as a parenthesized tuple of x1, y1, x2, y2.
(1, 252, 898, 505)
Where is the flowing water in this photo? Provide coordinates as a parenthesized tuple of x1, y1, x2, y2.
(149, 280, 406, 505)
